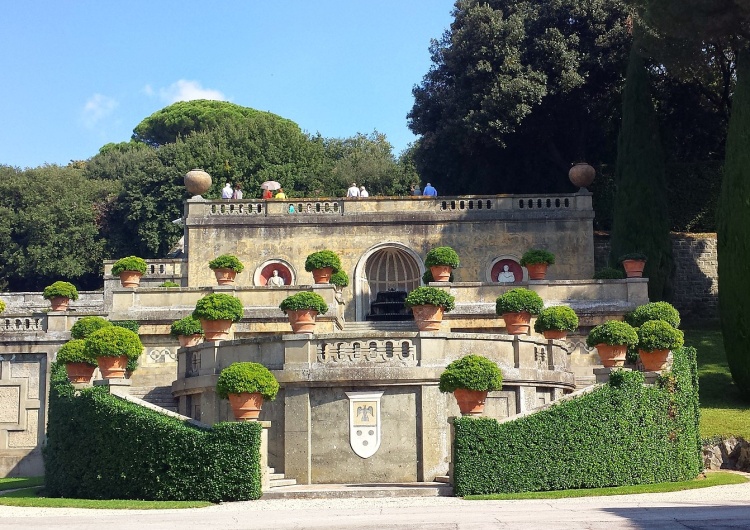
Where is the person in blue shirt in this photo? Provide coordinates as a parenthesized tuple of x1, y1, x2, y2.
(423, 183, 437, 196)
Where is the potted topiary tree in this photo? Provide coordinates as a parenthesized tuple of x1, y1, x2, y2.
(495, 288, 544, 335)
(112, 256, 148, 287)
(625, 301, 681, 329)
(216, 362, 280, 421)
(636, 319, 685, 371)
(330, 270, 349, 290)
(520, 249, 555, 280)
(279, 292, 329, 333)
(84, 326, 143, 379)
(424, 246, 460, 282)
(208, 254, 245, 285)
(619, 252, 647, 278)
(43, 281, 79, 311)
(533, 306, 579, 340)
(70, 316, 112, 339)
(170, 315, 204, 347)
(192, 293, 244, 342)
(304, 250, 342, 284)
(586, 320, 638, 368)
(56, 339, 97, 383)
(438, 354, 503, 416)
(404, 286, 456, 332)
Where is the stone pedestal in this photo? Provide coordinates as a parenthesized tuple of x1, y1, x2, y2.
(593, 366, 631, 384)
(94, 378, 132, 397)
(259, 421, 271, 490)
(642, 371, 661, 385)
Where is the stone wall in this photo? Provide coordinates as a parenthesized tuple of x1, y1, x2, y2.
(594, 232, 718, 321)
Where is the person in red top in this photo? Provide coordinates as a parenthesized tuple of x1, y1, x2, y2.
(262, 189, 273, 199)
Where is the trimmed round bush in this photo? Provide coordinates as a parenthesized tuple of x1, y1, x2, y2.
(495, 288, 544, 315)
(425, 246, 460, 269)
(404, 287, 456, 312)
(208, 254, 245, 273)
(520, 249, 555, 266)
(330, 270, 349, 288)
(193, 293, 244, 322)
(586, 320, 638, 348)
(56, 339, 96, 366)
(626, 301, 681, 329)
(438, 354, 503, 393)
(112, 256, 147, 275)
(534, 306, 579, 333)
(618, 252, 648, 263)
(637, 319, 685, 351)
(70, 316, 112, 340)
(216, 362, 280, 401)
(279, 292, 329, 314)
(43, 281, 79, 301)
(593, 267, 626, 279)
(304, 250, 342, 273)
(84, 326, 143, 361)
(159, 281, 180, 288)
(170, 315, 204, 337)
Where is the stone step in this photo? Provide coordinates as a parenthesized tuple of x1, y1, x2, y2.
(343, 321, 418, 332)
(269, 478, 297, 488)
(434, 475, 451, 484)
(261, 482, 452, 500)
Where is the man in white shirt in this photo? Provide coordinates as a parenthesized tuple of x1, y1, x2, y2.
(347, 182, 360, 197)
(221, 182, 233, 199)
(359, 186, 369, 197)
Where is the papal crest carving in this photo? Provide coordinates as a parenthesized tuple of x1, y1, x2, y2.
(345, 391, 383, 458)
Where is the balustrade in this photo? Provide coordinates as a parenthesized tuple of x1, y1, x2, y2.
(1, 316, 45, 332)
(316, 339, 417, 365)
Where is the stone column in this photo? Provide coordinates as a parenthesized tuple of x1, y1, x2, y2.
(419, 384, 450, 481)
(283, 386, 312, 484)
(259, 420, 271, 490)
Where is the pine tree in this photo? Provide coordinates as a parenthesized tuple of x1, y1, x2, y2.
(609, 47, 673, 300)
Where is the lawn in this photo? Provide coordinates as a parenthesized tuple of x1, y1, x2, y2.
(685, 328, 750, 440)
(0, 486, 212, 509)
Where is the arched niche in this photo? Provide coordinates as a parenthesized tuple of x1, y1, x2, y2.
(487, 255, 528, 283)
(254, 260, 296, 286)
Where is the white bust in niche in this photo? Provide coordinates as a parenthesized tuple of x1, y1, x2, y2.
(267, 269, 285, 286)
(498, 264, 516, 283)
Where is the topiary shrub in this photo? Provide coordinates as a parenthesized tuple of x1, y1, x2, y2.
(43, 281, 79, 301)
(626, 301, 681, 329)
(208, 254, 245, 273)
(112, 256, 148, 275)
(495, 288, 544, 315)
(438, 354, 503, 393)
(158, 281, 180, 288)
(70, 316, 112, 340)
(56, 339, 96, 366)
(404, 286, 456, 312)
(586, 320, 638, 348)
(424, 246, 460, 268)
(593, 267, 626, 279)
(279, 292, 329, 314)
(520, 249, 556, 266)
(534, 306, 579, 333)
(192, 293, 244, 322)
(304, 250, 342, 273)
(422, 268, 454, 284)
(84, 326, 143, 363)
(637, 319, 685, 351)
(170, 316, 204, 337)
(216, 362, 280, 401)
(330, 270, 349, 288)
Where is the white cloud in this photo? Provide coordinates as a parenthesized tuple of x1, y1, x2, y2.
(157, 80, 227, 104)
(81, 94, 118, 128)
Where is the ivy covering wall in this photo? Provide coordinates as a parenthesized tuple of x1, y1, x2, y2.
(44, 364, 262, 501)
(452, 347, 701, 496)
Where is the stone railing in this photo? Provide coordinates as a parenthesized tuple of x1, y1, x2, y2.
(104, 258, 184, 278)
(316, 338, 417, 365)
(1, 315, 45, 332)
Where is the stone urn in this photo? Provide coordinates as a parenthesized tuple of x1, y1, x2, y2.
(453, 389, 488, 416)
(595, 344, 628, 368)
(184, 168, 212, 197)
(49, 296, 71, 311)
(569, 162, 596, 189)
(411, 304, 444, 332)
(96, 355, 128, 379)
(228, 392, 264, 421)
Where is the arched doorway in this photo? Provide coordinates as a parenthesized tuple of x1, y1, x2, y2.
(354, 244, 423, 321)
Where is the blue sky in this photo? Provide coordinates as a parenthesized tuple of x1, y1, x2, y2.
(0, 1, 455, 169)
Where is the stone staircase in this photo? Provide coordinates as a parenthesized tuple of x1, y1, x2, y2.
(342, 321, 418, 333)
(267, 467, 297, 488)
(129, 385, 179, 413)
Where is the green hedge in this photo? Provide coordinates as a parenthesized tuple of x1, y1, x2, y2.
(43, 364, 262, 501)
(452, 346, 701, 496)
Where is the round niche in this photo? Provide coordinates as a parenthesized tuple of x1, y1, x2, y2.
(255, 261, 295, 286)
(488, 257, 526, 283)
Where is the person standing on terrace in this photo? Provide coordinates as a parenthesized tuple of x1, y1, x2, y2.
(347, 182, 360, 197)
(423, 183, 437, 196)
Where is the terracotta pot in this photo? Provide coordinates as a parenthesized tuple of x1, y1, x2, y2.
(595, 344, 628, 368)
(228, 392, 264, 421)
(286, 309, 318, 333)
(622, 259, 646, 278)
(429, 265, 452, 282)
(200, 319, 233, 342)
(502, 311, 532, 335)
(64, 362, 96, 384)
(178, 334, 203, 348)
(525, 263, 548, 280)
(411, 304, 444, 332)
(213, 268, 237, 285)
(49, 296, 70, 311)
(119, 271, 143, 288)
(543, 330, 568, 340)
(639, 349, 670, 371)
(453, 388, 489, 416)
(311, 267, 333, 284)
(96, 355, 128, 379)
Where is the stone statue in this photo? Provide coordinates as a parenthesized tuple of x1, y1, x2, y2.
(498, 264, 516, 283)
(268, 269, 285, 287)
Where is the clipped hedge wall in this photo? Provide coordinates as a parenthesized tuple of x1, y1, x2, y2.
(43, 364, 262, 502)
(452, 346, 701, 496)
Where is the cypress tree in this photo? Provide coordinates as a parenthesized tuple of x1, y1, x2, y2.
(718, 48, 750, 400)
(609, 47, 673, 301)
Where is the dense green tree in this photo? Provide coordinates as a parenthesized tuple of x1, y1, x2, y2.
(608, 48, 673, 300)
